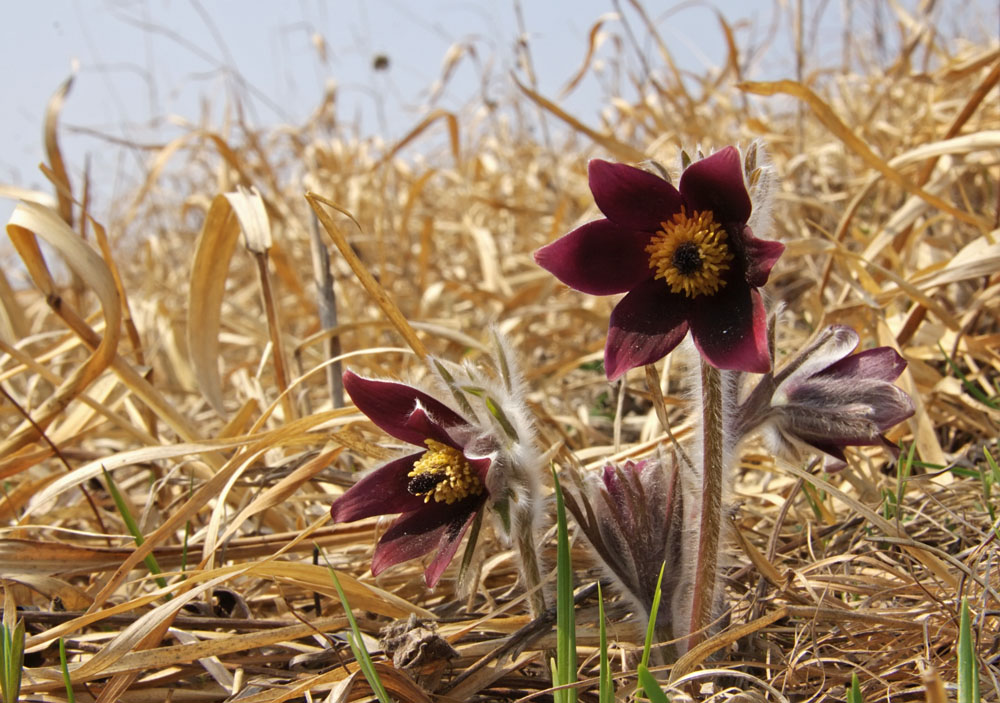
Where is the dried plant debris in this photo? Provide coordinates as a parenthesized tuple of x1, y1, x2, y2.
(1, 2, 999, 701)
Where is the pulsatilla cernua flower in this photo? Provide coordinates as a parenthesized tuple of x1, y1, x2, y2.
(736, 325, 916, 470)
(564, 455, 692, 648)
(534, 146, 784, 379)
(330, 371, 492, 587)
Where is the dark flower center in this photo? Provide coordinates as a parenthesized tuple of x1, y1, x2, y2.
(672, 242, 703, 275)
(407, 472, 448, 495)
(407, 439, 482, 504)
(645, 208, 733, 298)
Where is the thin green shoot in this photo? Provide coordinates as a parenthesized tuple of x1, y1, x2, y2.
(980, 449, 1000, 541)
(641, 562, 666, 669)
(457, 508, 484, 588)
(181, 519, 191, 575)
(59, 638, 75, 703)
(947, 466, 982, 480)
(938, 343, 1000, 409)
(881, 487, 898, 522)
(552, 466, 577, 703)
(181, 473, 194, 575)
(847, 672, 863, 703)
(598, 582, 613, 703)
(802, 481, 826, 522)
(326, 564, 392, 703)
(984, 448, 1000, 483)
(637, 663, 671, 703)
(101, 467, 169, 596)
(957, 597, 979, 703)
(893, 442, 916, 526)
(0, 619, 24, 703)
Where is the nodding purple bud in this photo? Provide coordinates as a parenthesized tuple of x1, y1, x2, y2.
(735, 325, 915, 470)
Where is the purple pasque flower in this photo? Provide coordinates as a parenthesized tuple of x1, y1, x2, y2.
(736, 325, 916, 470)
(331, 370, 493, 587)
(564, 455, 690, 645)
(534, 146, 784, 380)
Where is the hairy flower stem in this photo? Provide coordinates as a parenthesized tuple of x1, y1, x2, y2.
(688, 359, 724, 650)
(514, 513, 546, 618)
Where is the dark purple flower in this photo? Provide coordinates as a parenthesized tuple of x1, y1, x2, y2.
(535, 147, 784, 379)
(330, 371, 492, 587)
(737, 325, 916, 470)
(564, 456, 691, 646)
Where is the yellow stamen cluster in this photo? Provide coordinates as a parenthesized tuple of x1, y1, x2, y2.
(645, 209, 733, 298)
(408, 439, 483, 504)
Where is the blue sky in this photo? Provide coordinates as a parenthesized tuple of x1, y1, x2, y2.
(2, 1, 995, 227)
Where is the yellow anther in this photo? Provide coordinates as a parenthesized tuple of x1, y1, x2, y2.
(645, 209, 733, 298)
(407, 439, 482, 504)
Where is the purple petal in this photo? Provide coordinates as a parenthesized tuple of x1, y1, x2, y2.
(605, 279, 689, 381)
(422, 511, 478, 587)
(402, 405, 464, 449)
(785, 381, 913, 446)
(739, 226, 785, 287)
(467, 455, 492, 485)
(330, 453, 427, 522)
(867, 384, 916, 428)
(371, 498, 482, 587)
(819, 347, 908, 383)
(809, 441, 848, 463)
(534, 219, 653, 295)
(822, 458, 849, 473)
(588, 160, 683, 232)
(600, 463, 629, 513)
(344, 371, 470, 447)
(774, 326, 859, 392)
(688, 285, 770, 373)
(678, 147, 752, 225)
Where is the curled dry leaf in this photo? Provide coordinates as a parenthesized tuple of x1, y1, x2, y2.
(224, 185, 272, 253)
(186, 193, 244, 415)
(3, 202, 122, 457)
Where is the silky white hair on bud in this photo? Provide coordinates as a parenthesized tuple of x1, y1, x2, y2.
(425, 327, 544, 543)
(744, 139, 777, 245)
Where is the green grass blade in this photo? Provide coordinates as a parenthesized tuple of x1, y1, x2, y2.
(976, 464, 999, 539)
(181, 473, 195, 575)
(846, 672, 863, 703)
(637, 663, 671, 703)
(101, 467, 169, 594)
(181, 519, 192, 575)
(641, 562, 666, 668)
(802, 481, 826, 521)
(327, 567, 393, 703)
(982, 449, 1000, 540)
(957, 597, 980, 703)
(1, 620, 25, 703)
(11, 619, 24, 701)
(0, 623, 8, 703)
(598, 582, 613, 703)
(938, 343, 1000, 409)
(457, 507, 485, 586)
(552, 466, 577, 703)
(984, 448, 1000, 483)
(59, 637, 75, 703)
(894, 442, 916, 523)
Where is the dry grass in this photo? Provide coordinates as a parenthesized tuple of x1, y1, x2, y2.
(1, 2, 999, 701)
